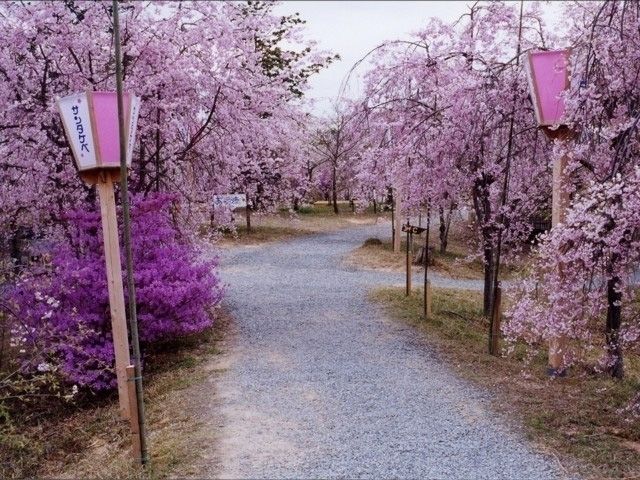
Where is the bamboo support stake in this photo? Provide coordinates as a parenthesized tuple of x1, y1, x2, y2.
(405, 230, 412, 296)
(113, 0, 148, 464)
(96, 173, 131, 420)
(489, 285, 502, 356)
(425, 280, 432, 319)
(126, 365, 142, 463)
(423, 204, 431, 320)
(393, 188, 402, 252)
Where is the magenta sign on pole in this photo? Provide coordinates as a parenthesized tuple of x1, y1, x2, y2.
(57, 91, 141, 171)
(526, 50, 571, 127)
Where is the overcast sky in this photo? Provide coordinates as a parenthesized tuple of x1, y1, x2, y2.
(273, 1, 559, 115)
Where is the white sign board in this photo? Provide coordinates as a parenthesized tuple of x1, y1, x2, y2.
(57, 93, 98, 169)
(213, 194, 247, 209)
(126, 95, 141, 167)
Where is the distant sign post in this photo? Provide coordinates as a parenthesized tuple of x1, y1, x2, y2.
(213, 194, 247, 210)
(402, 223, 426, 296)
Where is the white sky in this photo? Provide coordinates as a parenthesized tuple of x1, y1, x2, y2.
(273, 1, 561, 115)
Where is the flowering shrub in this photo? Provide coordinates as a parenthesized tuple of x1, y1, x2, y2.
(9, 194, 223, 392)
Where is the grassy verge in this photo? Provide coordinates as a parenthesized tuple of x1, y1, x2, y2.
(216, 202, 387, 247)
(1, 310, 229, 479)
(372, 286, 640, 479)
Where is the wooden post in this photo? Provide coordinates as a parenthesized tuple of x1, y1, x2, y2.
(96, 172, 131, 420)
(489, 284, 502, 356)
(393, 188, 402, 252)
(391, 198, 395, 248)
(551, 154, 570, 226)
(424, 280, 432, 319)
(423, 204, 431, 320)
(548, 152, 570, 374)
(405, 229, 412, 296)
(126, 365, 142, 463)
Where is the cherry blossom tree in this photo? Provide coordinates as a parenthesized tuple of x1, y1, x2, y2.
(308, 103, 367, 214)
(0, 1, 332, 264)
(354, 3, 553, 315)
(506, 0, 640, 377)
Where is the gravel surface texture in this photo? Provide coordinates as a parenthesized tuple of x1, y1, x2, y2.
(209, 220, 562, 479)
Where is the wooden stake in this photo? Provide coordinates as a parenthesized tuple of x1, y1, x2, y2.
(245, 192, 252, 233)
(126, 365, 142, 463)
(393, 188, 402, 252)
(425, 280, 432, 319)
(405, 230, 412, 296)
(423, 205, 431, 320)
(551, 154, 570, 226)
(96, 173, 131, 420)
(489, 285, 502, 356)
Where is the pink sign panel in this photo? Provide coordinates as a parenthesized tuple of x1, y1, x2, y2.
(57, 91, 140, 172)
(526, 50, 570, 126)
(90, 91, 132, 167)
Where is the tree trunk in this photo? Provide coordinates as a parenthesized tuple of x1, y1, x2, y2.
(293, 197, 300, 212)
(332, 162, 339, 214)
(483, 246, 494, 317)
(606, 276, 624, 379)
(154, 105, 161, 193)
(9, 229, 22, 275)
(439, 207, 447, 253)
(438, 204, 454, 253)
(373, 199, 377, 214)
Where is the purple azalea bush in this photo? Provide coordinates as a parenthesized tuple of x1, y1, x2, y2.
(9, 194, 222, 392)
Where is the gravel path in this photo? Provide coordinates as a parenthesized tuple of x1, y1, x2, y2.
(208, 221, 562, 479)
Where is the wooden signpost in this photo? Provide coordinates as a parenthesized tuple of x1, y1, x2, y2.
(402, 223, 426, 297)
(57, 91, 140, 418)
(56, 0, 148, 465)
(401, 220, 433, 319)
(526, 49, 572, 376)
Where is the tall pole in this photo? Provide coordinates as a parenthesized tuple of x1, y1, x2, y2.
(548, 149, 570, 375)
(393, 187, 402, 252)
(489, 0, 524, 352)
(96, 171, 131, 420)
(113, 0, 148, 465)
(405, 227, 412, 296)
(391, 191, 395, 248)
(423, 204, 432, 319)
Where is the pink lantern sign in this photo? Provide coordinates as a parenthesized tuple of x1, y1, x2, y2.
(526, 49, 571, 127)
(57, 91, 141, 171)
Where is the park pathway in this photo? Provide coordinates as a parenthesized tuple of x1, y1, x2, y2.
(201, 221, 562, 479)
